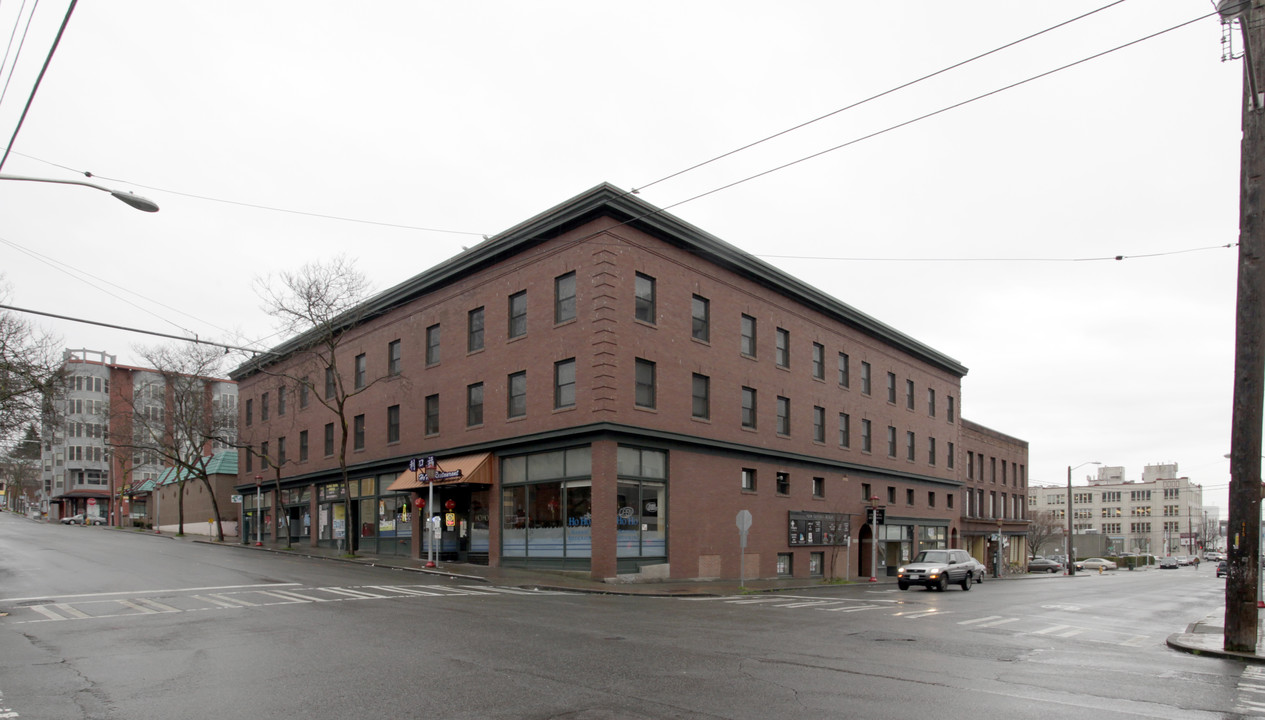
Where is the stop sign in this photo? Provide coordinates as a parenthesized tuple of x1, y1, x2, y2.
(87, 498, 97, 507)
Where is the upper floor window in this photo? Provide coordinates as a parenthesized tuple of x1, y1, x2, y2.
(905, 379, 915, 410)
(277, 387, 286, 416)
(811, 343, 824, 380)
(776, 472, 790, 496)
(886, 372, 896, 403)
(325, 367, 337, 400)
(740, 314, 757, 357)
(508, 291, 527, 339)
(261, 392, 270, 421)
(692, 374, 710, 420)
(425, 394, 439, 435)
(861, 419, 872, 452)
(554, 359, 576, 409)
(776, 396, 790, 435)
(812, 406, 825, 442)
(245, 398, 253, 426)
(947, 395, 956, 422)
(928, 437, 936, 465)
(467, 383, 484, 427)
(838, 352, 850, 387)
(838, 412, 850, 448)
(691, 295, 709, 342)
(354, 354, 366, 390)
(635, 358, 656, 409)
(928, 388, 936, 416)
(635, 273, 656, 324)
(555, 272, 576, 324)
(468, 307, 485, 352)
(861, 362, 872, 395)
(906, 431, 916, 461)
(887, 426, 897, 457)
(741, 387, 757, 429)
(299, 377, 310, 409)
(775, 328, 790, 368)
(324, 423, 334, 457)
(353, 414, 365, 451)
(387, 405, 400, 444)
(507, 371, 527, 418)
(299, 430, 309, 462)
(426, 324, 441, 365)
(388, 339, 402, 376)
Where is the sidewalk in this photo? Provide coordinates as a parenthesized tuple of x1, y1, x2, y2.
(1166, 609, 1265, 662)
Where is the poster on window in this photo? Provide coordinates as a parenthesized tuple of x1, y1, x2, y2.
(787, 511, 849, 547)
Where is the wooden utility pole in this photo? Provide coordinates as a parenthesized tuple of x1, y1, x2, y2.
(1225, 0, 1265, 654)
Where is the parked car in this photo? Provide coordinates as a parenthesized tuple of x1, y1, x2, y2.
(60, 513, 104, 526)
(963, 555, 986, 583)
(1027, 558, 1064, 573)
(1159, 556, 1180, 569)
(1177, 556, 1194, 566)
(897, 549, 977, 591)
(1217, 561, 1228, 578)
(1075, 557, 1118, 571)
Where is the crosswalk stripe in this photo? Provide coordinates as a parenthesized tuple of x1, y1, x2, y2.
(256, 590, 314, 604)
(958, 616, 1003, 625)
(116, 600, 157, 615)
(320, 587, 387, 599)
(1031, 624, 1071, 635)
(775, 601, 840, 608)
(27, 604, 66, 621)
(193, 594, 241, 608)
(52, 603, 90, 619)
(822, 604, 881, 613)
(374, 586, 444, 597)
(134, 598, 181, 613)
(1120, 635, 1149, 647)
(209, 593, 255, 607)
(1056, 628, 1084, 638)
(975, 617, 1020, 628)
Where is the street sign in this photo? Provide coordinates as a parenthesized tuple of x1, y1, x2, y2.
(736, 509, 752, 548)
(867, 507, 885, 525)
(231, 494, 242, 504)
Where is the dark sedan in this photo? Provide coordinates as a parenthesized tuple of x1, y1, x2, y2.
(1027, 558, 1064, 574)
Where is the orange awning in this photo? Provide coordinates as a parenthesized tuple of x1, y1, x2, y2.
(386, 452, 493, 492)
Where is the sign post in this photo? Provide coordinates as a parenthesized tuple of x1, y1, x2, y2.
(255, 475, 263, 546)
(736, 510, 752, 589)
(867, 499, 885, 582)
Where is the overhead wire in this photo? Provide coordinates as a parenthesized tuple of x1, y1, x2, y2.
(0, 0, 77, 172)
(0, 0, 38, 115)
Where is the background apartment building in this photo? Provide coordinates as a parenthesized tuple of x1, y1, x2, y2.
(42, 349, 236, 524)
(1030, 463, 1210, 558)
(233, 184, 1029, 582)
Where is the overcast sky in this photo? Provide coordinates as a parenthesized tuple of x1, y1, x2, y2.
(0, 2, 1247, 514)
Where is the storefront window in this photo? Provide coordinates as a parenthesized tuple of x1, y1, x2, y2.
(501, 447, 593, 560)
(528, 482, 564, 557)
(359, 498, 376, 538)
(502, 485, 527, 557)
(918, 525, 947, 550)
(565, 481, 592, 558)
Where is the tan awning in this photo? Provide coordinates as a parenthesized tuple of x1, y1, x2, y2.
(386, 452, 493, 492)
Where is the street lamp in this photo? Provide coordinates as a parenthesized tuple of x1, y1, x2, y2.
(0, 173, 159, 212)
(1068, 461, 1101, 576)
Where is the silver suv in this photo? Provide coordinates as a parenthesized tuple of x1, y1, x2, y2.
(897, 549, 976, 591)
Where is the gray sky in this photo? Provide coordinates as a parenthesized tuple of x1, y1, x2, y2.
(0, 2, 1245, 514)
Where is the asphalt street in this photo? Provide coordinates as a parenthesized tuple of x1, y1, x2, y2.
(0, 512, 1256, 719)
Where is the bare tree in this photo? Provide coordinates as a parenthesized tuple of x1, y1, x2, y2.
(107, 344, 235, 539)
(253, 256, 387, 556)
(2, 425, 42, 513)
(0, 279, 65, 448)
(1026, 509, 1063, 557)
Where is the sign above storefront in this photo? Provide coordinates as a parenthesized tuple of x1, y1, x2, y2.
(788, 511, 850, 547)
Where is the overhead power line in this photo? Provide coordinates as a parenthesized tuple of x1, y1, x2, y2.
(0, 0, 78, 172)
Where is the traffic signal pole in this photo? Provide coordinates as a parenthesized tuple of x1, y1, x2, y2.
(1224, 0, 1265, 654)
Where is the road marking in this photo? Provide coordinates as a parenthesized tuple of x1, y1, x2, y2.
(958, 615, 1004, 626)
(974, 617, 1020, 628)
(371, 585, 443, 597)
(259, 590, 326, 603)
(1120, 635, 1149, 647)
(209, 593, 256, 607)
(774, 600, 841, 609)
(192, 594, 241, 608)
(26, 605, 67, 621)
(822, 604, 882, 613)
(134, 598, 181, 613)
(903, 610, 949, 619)
(320, 587, 388, 600)
(1030, 624, 1072, 635)
(51, 603, 90, 619)
(0, 583, 301, 605)
(116, 600, 158, 615)
(1056, 628, 1084, 638)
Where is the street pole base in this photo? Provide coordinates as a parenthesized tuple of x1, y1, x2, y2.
(255, 542, 262, 546)
(868, 576, 877, 583)
(1258, 600, 1264, 609)
(425, 561, 436, 568)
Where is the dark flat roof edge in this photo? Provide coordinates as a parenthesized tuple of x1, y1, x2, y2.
(233, 183, 966, 381)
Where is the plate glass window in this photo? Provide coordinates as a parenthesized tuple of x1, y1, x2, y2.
(691, 374, 709, 419)
(740, 314, 757, 357)
(467, 383, 484, 426)
(426, 324, 441, 365)
(741, 387, 757, 429)
(554, 359, 576, 409)
(468, 307, 485, 352)
(507, 371, 527, 418)
(635, 358, 656, 409)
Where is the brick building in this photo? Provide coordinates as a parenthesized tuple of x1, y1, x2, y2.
(231, 184, 1028, 581)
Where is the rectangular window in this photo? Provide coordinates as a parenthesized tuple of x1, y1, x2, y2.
(928, 491, 936, 508)
(635, 358, 656, 409)
(277, 387, 286, 416)
(947, 395, 955, 422)
(776, 472, 790, 495)
(740, 314, 757, 357)
(387, 404, 400, 443)
(554, 359, 576, 409)
(354, 354, 366, 390)
(906, 488, 915, 506)
(245, 398, 253, 426)
(425, 394, 439, 435)
(775, 328, 790, 368)
(887, 372, 897, 403)
(947, 494, 954, 510)
(691, 295, 710, 342)
(861, 419, 872, 452)
(260, 441, 269, 468)
(838, 412, 850, 448)
(635, 273, 656, 324)
(861, 361, 871, 395)
(299, 430, 309, 462)
(467, 383, 484, 426)
(261, 392, 269, 421)
(906, 431, 916, 461)
(811, 343, 824, 380)
(555, 272, 576, 324)
(277, 436, 287, 465)
(947, 442, 955, 469)
(776, 396, 790, 435)
(887, 426, 897, 457)
(299, 378, 310, 409)
(508, 291, 527, 339)
(468, 307, 485, 352)
(353, 414, 365, 450)
(388, 339, 401, 376)
(741, 387, 757, 429)
(741, 468, 756, 491)
(324, 423, 334, 457)
(888, 486, 897, 504)
(507, 371, 527, 418)
(692, 374, 710, 419)
(928, 437, 936, 465)
(426, 324, 441, 365)
(927, 388, 936, 417)
(812, 477, 824, 498)
(838, 352, 850, 387)
(812, 406, 825, 442)
(906, 379, 915, 410)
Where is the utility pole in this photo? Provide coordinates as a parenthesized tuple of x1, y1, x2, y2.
(1223, 0, 1265, 654)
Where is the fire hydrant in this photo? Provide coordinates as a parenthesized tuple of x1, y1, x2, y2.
(1098, 565, 1104, 575)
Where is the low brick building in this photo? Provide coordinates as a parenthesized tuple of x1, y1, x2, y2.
(232, 184, 1028, 581)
